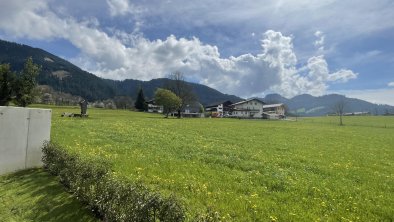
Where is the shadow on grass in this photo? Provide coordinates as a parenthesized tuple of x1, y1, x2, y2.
(0, 168, 97, 222)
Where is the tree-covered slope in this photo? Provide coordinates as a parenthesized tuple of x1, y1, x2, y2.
(0, 39, 241, 104)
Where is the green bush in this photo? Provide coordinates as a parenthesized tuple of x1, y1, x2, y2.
(42, 142, 185, 222)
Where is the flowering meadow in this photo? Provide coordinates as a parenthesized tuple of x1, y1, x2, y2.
(50, 106, 393, 221)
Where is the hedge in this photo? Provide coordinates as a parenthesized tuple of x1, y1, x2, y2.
(42, 142, 185, 222)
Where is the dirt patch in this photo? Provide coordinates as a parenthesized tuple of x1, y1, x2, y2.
(44, 57, 54, 62)
(52, 70, 70, 80)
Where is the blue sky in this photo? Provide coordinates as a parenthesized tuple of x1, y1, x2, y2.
(0, 0, 393, 105)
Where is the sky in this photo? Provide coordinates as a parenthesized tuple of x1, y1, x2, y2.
(0, 0, 393, 105)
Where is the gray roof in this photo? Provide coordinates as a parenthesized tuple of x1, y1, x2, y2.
(232, 98, 265, 106)
(263, 103, 284, 108)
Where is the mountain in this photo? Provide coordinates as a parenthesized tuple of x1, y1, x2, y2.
(262, 93, 394, 116)
(0, 39, 241, 105)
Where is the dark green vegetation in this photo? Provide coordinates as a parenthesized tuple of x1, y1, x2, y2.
(0, 39, 241, 104)
(134, 88, 148, 111)
(0, 168, 97, 222)
(48, 106, 394, 221)
(0, 57, 40, 106)
(155, 88, 182, 117)
(42, 142, 184, 221)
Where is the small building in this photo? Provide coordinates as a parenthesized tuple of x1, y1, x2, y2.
(231, 98, 266, 118)
(146, 99, 163, 113)
(262, 103, 286, 119)
(344, 111, 370, 116)
(183, 101, 204, 118)
(205, 100, 233, 117)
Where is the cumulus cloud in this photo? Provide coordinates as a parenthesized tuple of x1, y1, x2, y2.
(388, 82, 394, 87)
(0, 0, 358, 98)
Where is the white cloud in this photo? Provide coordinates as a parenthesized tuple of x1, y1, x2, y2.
(0, 0, 359, 98)
(106, 0, 143, 17)
(388, 82, 394, 87)
(314, 30, 325, 52)
(328, 69, 358, 83)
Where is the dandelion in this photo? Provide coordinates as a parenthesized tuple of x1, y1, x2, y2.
(251, 193, 258, 198)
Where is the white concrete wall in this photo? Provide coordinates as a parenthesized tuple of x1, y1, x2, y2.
(0, 106, 51, 175)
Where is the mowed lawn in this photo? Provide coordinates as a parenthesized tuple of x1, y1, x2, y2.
(50, 106, 394, 221)
(0, 169, 97, 222)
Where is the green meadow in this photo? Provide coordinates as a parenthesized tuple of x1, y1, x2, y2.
(0, 169, 97, 222)
(46, 106, 394, 221)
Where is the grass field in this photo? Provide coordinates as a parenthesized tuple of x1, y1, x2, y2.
(0, 168, 97, 222)
(48, 106, 393, 221)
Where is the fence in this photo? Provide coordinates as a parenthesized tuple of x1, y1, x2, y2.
(0, 106, 51, 175)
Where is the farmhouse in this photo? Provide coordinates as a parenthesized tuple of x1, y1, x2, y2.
(231, 98, 266, 118)
(262, 103, 286, 119)
(146, 99, 163, 113)
(205, 100, 233, 117)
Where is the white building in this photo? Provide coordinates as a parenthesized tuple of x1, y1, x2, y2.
(231, 98, 266, 118)
(205, 100, 233, 117)
(146, 99, 163, 113)
(262, 104, 286, 119)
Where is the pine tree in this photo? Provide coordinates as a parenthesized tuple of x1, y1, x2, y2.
(134, 88, 147, 111)
(14, 57, 41, 107)
(0, 64, 16, 106)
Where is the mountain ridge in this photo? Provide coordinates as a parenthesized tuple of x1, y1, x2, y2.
(0, 39, 242, 105)
(261, 93, 394, 116)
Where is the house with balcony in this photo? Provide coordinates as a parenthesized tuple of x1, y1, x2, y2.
(146, 99, 163, 113)
(231, 98, 266, 118)
(262, 103, 286, 119)
(205, 100, 233, 117)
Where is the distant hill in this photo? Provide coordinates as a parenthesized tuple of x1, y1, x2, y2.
(0, 39, 241, 105)
(262, 93, 394, 116)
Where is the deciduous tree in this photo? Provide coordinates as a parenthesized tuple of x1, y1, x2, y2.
(334, 99, 346, 126)
(154, 88, 182, 117)
(166, 71, 196, 118)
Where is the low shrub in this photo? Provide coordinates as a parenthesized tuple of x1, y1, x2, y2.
(42, 142, 185, 222)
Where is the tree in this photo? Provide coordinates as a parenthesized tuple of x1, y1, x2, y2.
(166, 71, 196, 118)
(14, 57, 41, 107)
(334, 99, 346, 126)
(134, 88, 147, 111)
(0, 64, 16, 106)
(154, 88, 182, 117)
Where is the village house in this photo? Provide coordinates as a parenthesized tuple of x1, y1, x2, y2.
(231, 98, 266, 118)
(205, 100, 233, 117)
(146, 99, 163, 113)
(262, 103, 286, 119)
